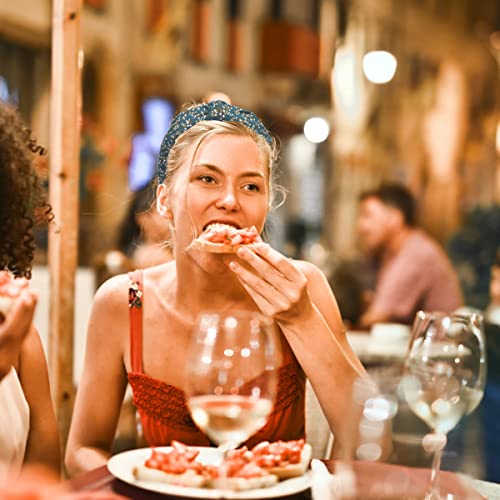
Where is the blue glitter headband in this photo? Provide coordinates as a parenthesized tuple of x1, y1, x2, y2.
(157, 100, 273, 184)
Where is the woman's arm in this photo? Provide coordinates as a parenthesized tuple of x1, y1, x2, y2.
(65, 275, 129, 477)
(228, 244, 386, 459)
(19, 325, 60, 473)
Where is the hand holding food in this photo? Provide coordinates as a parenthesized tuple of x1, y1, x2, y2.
(228, 243, 312, 322)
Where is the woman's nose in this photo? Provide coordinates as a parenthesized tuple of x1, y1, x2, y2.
(215, 186, 240, 211)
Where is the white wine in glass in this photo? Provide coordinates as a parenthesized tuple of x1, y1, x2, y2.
(185, 311, 280, 453)
(403, 311, 486, 500)
(188, 395, 273, 448)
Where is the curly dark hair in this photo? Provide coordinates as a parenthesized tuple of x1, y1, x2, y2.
(0, 101, 53, 278)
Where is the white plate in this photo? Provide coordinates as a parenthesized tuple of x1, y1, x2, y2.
(107, 446, 312, 499)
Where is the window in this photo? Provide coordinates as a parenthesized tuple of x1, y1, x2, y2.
(128, 98, 174, 192)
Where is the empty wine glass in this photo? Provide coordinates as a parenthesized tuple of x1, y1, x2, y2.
(402, 311, 487, 500)
(185, 310, 280, 492)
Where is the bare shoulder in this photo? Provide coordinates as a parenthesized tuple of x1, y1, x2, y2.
(19, 324, 45, 369)
(88, 273, 131, 341)
(93, 273, 130, 311)
(293, 259, 328, 285)
(84, 273, 132, 366)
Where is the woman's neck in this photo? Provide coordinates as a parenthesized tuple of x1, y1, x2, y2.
(173, 253, 253, 314)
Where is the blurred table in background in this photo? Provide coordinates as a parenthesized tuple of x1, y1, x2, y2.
(346, 330, 409, 366)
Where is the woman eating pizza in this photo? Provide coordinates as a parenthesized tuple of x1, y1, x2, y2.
(65, 100, 372, 476)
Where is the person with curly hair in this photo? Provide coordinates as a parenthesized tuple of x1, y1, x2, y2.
(0, 100, 60, 477)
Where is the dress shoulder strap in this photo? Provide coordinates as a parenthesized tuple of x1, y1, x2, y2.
(128, 269, 144, 373)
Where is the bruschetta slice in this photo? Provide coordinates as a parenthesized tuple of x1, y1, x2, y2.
(132, 442, 213, 488)
(133, 464, 207, 488)
(251, 439, 312, 480)
(209, 447, 278, 491)
(191, 224, 262, 253)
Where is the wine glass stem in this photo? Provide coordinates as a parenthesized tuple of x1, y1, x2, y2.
(427, 448, 443, 500)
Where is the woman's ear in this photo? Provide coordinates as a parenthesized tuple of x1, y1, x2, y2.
(156, 184, 172, 219)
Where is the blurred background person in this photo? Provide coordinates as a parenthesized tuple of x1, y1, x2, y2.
(117, 184, 173, 269)
(326, 260, 364, 329)
(356, 183, 463, 328)
(94, 184, 173, 288)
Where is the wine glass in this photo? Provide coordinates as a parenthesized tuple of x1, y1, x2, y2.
(185, 310, 280, 490)
(402, 311, 487, 500)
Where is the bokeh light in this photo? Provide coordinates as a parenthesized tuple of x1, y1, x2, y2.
(362, 50, 398, 84)
(303, 117, 330, 143)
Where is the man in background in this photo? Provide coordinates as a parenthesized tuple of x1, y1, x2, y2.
(356, 183, 463, 328)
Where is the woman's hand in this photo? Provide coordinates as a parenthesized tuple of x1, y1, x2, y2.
(228, 243, 313, 323)
(0, 289, 38, 379)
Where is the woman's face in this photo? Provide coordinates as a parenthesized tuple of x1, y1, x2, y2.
(165, 133, 269, 253)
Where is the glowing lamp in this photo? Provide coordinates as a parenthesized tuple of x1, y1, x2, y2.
(362, 50, 397, 84)
(303, 117, 330, 144)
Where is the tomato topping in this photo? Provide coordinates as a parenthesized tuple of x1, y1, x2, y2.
(199, 224, 261, 246)
(251, 439, 304, 467)
(143, 439, 305, 480)
(144, 444, 203, 475)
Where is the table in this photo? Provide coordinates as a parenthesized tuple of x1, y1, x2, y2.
(346, 331, 409, 365)
(67, 459, 499, 499)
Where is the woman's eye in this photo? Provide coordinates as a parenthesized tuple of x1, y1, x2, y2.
(198, 175, 216, 184)
(243, 183, 260, 192)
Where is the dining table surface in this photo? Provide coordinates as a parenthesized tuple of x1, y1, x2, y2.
(345, 330, 410, 366)
(66, 457, 500, 499)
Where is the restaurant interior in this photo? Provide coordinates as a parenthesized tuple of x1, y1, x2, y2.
(0, 0, 499, 498)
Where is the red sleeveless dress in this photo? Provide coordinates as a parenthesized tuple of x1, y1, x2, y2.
(127, 270, 306, 448)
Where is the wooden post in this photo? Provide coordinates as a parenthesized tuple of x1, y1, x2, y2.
(48, 0, 82, 449)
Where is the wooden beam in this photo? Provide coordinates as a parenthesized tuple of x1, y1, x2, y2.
(48, 0, 82, 450)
